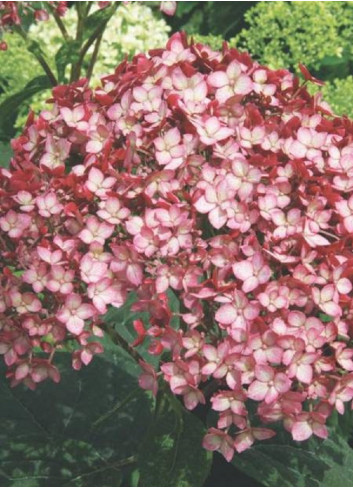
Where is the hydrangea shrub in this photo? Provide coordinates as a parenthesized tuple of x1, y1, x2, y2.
(234, 1, 353, 72)
(1, 32, 353, 463)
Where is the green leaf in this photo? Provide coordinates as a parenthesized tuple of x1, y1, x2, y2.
(138, 394, 212, 487)
(232, 432, 353, 486)
(174, 1, 199, 17)
(0, 349, 152, 486)
(83, 4, 117, 43)
(0, 76, 51, 141)
(55, 41, 81, 83)
(0, 141, 12, 168)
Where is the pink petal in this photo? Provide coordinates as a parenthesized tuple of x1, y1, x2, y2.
(215, 304, 236, 325)
(291, 421, 312, 441)
(247, 380, 268, 401)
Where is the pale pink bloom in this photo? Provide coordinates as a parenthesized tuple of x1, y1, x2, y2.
(155, 265, 183, 293)
(56, 294, 96, 335)
(286, 352, 318, 384)
(9, 290, 42, 314)
(160, 1, 176, 15)
(336, 195, 353, 233)
(252, 69, 276, 96)
(132, 85, 163, 113)
(231, 159, 261, 201)
(288, 127, 327, 160)
(248, 365, 291, 404)
(215, 290, 259, 341)
(86, 124, 110, 154)
(303, 219, 330, 247)
(201, 342, 240, 389)
(194, 176, 237, 229)
(333, 343, 353, 371)
(0, 210, 31, 238)
(106, 91, 132, 121)
(97, 197, 130, 224)
(258, 283, 290, 312)
(271, 208, 302, 239)
(261, 131, 281, 151)
(23, 126, 39, 152)
(293, 264, 317, 286)
(258, 194, 279, 221)
(218, 412, 247, 431)
(233, 253, 271, 293)
(144, 170, 179, 199)
(73, 342, 104, 369)
(234, 427, 276, 453)
(192, 116, 233, 146)
(40, 135, 71, 169)
(238, 126, 265, 149)
(248, 331, 283, 364)
(60, 106, 86, 129)
(203, 428, 234, 462)
(154, 127, 185, 170)
(37, 247, 63, 265)
(211, 390, 247, 416)
(36, 192, 63, 218)
(312, 284, 342, 317)
(46, 265, 74, 294)
(288, 412, 328, 442)
(329, 378, 353, 414)
(12, 191, 35, 212)
(79, 216, 114, 245)
(85, 167, 116, 197)
(80, 254, 109, 284)
(139, 361, 158, 397)
(182, 331, 204, 359)
(110, 244, 143, 286)
(171, 68, 208, 110)
(208, 60, 253, 102)
(332, 266, 352, 295)
(162, 361, 205, 410)
(22, 263, 48, 293)
(161, 34, 196, 66)
(87, 278, 125, 313)
(133, 227, 161, 257)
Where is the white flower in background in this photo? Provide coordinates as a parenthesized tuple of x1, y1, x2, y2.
(29, 2, 170, 82)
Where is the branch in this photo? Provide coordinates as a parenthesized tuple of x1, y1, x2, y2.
(47, 3, 71, 42)
(14, 26, 58, 86)
(70, 2, 119, 81)
(86, 31, 103, 81)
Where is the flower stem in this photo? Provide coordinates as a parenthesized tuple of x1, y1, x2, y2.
(14, 26, 58, 86)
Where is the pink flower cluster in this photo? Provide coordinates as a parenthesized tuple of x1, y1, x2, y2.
(1, 32, 353, 460)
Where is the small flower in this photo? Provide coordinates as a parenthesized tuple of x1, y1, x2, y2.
(56, 294, 96, 335)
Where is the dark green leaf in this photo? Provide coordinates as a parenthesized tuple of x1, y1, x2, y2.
(0, 76, 51, 141)
(0, 141, 12, 168)
(55, 41, 81, 83)
(174, 1, 199, 17)
(83, 4, 118, 43)
(0, 349, 152, 486)
(138, 394, 212, 487)
(232, 432, 353, 487)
